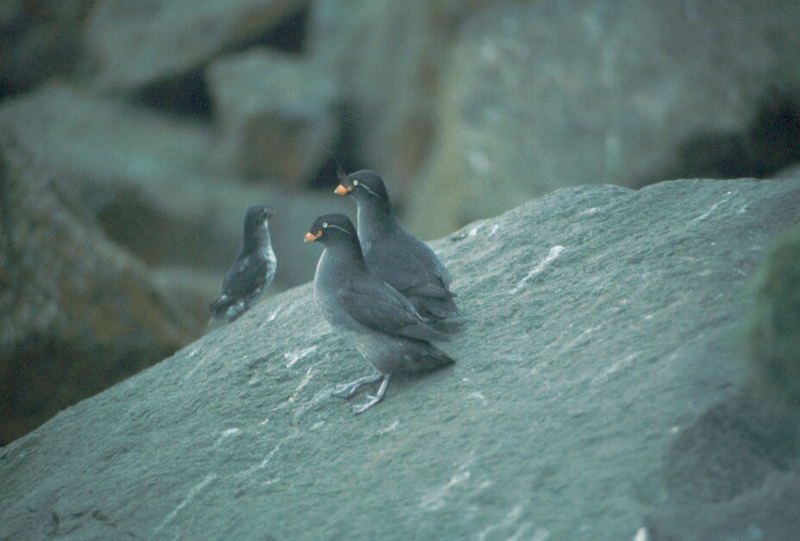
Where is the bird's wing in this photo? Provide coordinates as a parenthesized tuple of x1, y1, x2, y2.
(222, 254, 269, 298)
(370, 235, 452, 293)
(336, 277, 431, 337)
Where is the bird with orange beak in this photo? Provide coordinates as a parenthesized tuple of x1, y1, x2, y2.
(334, 169, 461, 328)
(305, 213, 454, 413)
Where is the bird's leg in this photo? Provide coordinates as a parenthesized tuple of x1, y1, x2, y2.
(331, 374, 383, 398)
(352, 374, 391, 415)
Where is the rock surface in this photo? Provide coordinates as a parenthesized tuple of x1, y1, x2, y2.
(2, 177, 799, 540)
(407, 0, 800, 238)
(207, 48, 339, 186)
(0, 134, 198, 445)
(82, 0, 308, 92)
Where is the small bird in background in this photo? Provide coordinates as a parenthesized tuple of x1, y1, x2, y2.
(333, 169, 461, 328)
(209, 205, 276, 325)
(305, 213, 454, 413)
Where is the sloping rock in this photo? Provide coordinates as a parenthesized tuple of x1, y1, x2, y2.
(1, 177, 799, 539)
(82, 0, 308, 92)
(0, 134, 198, 445)
(0, 83, 351, 291)
(206, 48, 339, 186)
(407, 0, 800, 238)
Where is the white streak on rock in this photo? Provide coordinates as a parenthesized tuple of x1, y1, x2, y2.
(689, 194, 733, 224)
(420, 470, 471, 511)
(468, 391, 487, 404)
(292, 387, 331, 424)
(261, 477, 281, 487)
(284, 346, 318, 368)
(274, 367, 315, 411)
(152, 473, 217, 536)
(236, 432, 299, 478)
(593, 353, 637, 385)
(420, 451, 476, 511)
(512, 245, 565, 293)
(633, 526, 649, 541)
(556, 323, 603, 356)
(213, 428, 241, 447)
(378, 420, 400, 435)
(477, 504, 541, 541)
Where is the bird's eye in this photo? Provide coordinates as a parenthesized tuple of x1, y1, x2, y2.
(352, 180, 359, 186)
(322, 222, 328, 228)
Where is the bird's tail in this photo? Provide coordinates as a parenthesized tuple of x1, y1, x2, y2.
(398, 340, 455, 374)
(426, 314, 467, 335)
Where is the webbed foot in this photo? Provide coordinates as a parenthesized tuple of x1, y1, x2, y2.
(351, 374, 391, 414)
(331, 374, 383, 399)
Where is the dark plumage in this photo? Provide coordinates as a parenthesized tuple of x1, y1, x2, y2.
(305, 213, 454, 413)
(209, 205, 276, 324)
(334, 169, 460, 325)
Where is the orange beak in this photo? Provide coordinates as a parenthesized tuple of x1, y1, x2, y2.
(334, 184, 353, 195)
(304, 230, 323, 242)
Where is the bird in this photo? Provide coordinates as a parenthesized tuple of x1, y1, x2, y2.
(304, 213, 454, 413)
(209, 205, 276, 324)
(333, 169, 461, 325)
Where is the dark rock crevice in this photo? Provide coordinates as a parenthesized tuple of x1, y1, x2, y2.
(132, 7, 310, 121)
(668, 87, 800, 182)
(134, 69, 213, 120)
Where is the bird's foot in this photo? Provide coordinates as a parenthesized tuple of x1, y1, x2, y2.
(331, 374, 383, 399)
(352, 394, 382, 414)
(351, 374, 391, 415)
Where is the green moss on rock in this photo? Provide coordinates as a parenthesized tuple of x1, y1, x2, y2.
(749, 225, 800, 405)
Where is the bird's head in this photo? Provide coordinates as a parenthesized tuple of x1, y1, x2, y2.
(244, 205, 275, 235)
(304, 213, 358, 244)
(334, 170, 390, 211)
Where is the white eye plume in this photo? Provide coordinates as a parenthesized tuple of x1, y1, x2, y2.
(322, 222, 329, 228)
(352, 180, 359, 186)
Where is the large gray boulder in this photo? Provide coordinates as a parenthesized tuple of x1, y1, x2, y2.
(1, 177, 799, 539)
(206, 48, 339, 187)
(407, 0, 800, 238)
(82, 0, 309, 92)
(0, 134, 198, 446)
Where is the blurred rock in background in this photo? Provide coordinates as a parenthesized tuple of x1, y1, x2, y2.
(1, 0, 799, 444)
(406, 0, 800, 236)
(207, 47, 339, 185)
(81, 0, 310, 93)
(0, 0, 98, 95)
(0, 135, 198, 444)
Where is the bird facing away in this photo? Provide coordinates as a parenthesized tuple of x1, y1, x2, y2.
(334, 169, 460, 324)
(305, 213, 454, 413)
(209, 205, 276, 324)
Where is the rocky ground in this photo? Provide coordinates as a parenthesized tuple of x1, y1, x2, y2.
(1, 177, 798, 540)
(2, 0, 800, 456)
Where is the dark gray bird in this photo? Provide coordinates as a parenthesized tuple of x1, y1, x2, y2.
(209, 205, 276, 324)
(305, 213, 454, 413)
(334, 169, 460, 324)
